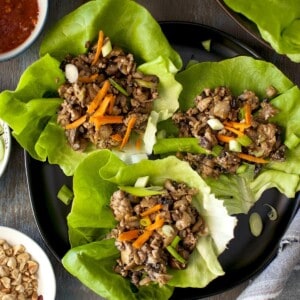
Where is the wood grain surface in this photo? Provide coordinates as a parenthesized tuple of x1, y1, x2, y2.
(0, 1, 299, 299)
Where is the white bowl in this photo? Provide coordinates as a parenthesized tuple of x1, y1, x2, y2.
(0, 226, 56, 300)
(0, 119, 11, 178)
(0, 0, 48, 62)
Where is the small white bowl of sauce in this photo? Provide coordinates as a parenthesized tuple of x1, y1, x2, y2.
(0, 0, 48, 62)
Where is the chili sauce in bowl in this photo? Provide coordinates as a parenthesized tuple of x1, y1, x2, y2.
(0, 0, 48, 61)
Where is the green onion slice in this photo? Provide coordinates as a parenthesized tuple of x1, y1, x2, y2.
(57, 184, 74, 205)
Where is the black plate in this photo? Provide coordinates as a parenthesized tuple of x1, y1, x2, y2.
(25, 22, 299, 299)
(216, 0, 272, 49)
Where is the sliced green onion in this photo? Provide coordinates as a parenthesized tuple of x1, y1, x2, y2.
(166, 245, 186, 264)
(170, 235, 181, 248)
(118, 186, 164, 197)
(140, 217, 152, 227)
(207, 118, 224, 130)
(202, 39, 211, 52)
(212, 145, 223, 156)
(229, 140, 242, 152)
(249, 212, 263, 237)
(108, 78, 129, 96)
(236, 135, 253, 147)
(134, 176, 150, 188)
(264, 204, 278, 221)
(57, 184, 74, 205)
(134, 79, 156, 89)
(101, 39, 112, 57)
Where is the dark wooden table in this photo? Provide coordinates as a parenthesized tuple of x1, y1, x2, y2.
(0, 1, 299, 299)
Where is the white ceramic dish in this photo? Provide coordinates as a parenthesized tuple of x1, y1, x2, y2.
(0, 119, 11, 178)
(0, 226, 56, 300)
(0, 0, 48, 62)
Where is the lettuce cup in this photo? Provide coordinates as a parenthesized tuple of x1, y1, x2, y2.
(62, 150, 237, 300)
(154, 56, 300, 214)
(0, 0, 182, 176)
(223, 0, 300, 62)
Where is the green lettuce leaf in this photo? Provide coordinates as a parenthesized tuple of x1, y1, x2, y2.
(63, 150, 237, 298)
(0, 0, 182, 176)
(223, 0, 300, 62)
(156, 56, 300, 214)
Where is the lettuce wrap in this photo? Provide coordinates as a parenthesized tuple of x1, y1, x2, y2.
(154, 56, 300, 214)
(223, 0, 300, 62)
(62, 150, 237, 299)
(0, 0, 182, 176)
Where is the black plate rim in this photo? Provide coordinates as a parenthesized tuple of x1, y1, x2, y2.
(24, 21, 299, 299)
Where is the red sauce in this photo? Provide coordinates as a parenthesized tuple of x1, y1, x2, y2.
(0, 0, 39, 53)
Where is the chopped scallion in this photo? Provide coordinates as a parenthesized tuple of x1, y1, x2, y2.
(57, 184, 74, 205)
(249, 212, 263, 237)
(166, 245, 186, 264)
(109, 78, 129, 96)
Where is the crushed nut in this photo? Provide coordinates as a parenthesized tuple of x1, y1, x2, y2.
(0, 239, 40, 300)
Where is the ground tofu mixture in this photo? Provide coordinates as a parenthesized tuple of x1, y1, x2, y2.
(173, 86, 286, 178)
(57, 31, 159, 151)
(109, 179, 208, 287)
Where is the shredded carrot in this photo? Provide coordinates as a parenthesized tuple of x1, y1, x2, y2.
(237, 153, 268, 164)
(93, 94, 114, 117)
(132, 230, 153, 249)
(90, 115, 123, 129)
(118, 230, 140, 241)
(140, 204, 163, 217)
(87, 80, 110, 114)
(92, 30, 104, 65)
(244, 103, 252, 125)
(108, 95, 116, 115)
(146, 215, 164, 231)
(78, 73, 99, 83)
(111, 133, 123, 142)
(120, 115, 137, 149)
(223, 121, 250, 132)
(135, 136, 143, 150)
(217, 134, 235, 143)
(65, 115, 87, 130)
(224, 125, 244, 137)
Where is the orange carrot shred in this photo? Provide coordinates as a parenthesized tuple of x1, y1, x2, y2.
(140, 204, 163, 217)
(237, 153, 268, 164)
(146, 215, 164, 231)
(135, 136, 142, 150)
(224, 125, 244, 137)
(78, 73, 99, 83)
(93, 95, 113, 117)
(244, 103, 252, 125)
(92, 30, 104, 65)
(65, 115, 87, 130)
(132, 230, 153, 249)
(118, 230, 140, 241)
(217, 134, 235, 143)
(223, 121, 250, 132)
(111, 133, 123, 142)
(108, 94, 116, 115)
(120, 115, 137, 149)
(87, 80, 110, 114)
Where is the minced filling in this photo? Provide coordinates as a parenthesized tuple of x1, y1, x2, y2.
(57, 31, 159, 151)
(109, 179, 207, 287)
(172, 86, 286, 178)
